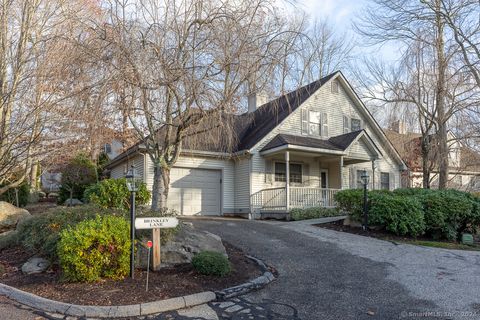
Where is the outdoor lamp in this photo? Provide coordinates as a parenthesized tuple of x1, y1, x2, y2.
(126, 166, 140, 192)
(360, 170, 370, 186)
(125, 165, 139, 279)
(360, 170, 369, 231)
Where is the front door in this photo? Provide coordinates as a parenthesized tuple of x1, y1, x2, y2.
(320, 170, 328, 188)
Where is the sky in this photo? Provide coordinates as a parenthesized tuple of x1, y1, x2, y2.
(294, 0, 401, 62)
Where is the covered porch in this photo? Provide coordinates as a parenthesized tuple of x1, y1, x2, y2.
(250, 132, 381, 214)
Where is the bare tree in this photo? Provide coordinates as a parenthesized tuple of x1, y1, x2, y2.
(354, 0, 460, 189)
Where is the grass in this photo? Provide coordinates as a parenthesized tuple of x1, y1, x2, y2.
(397, 239, 480, 251)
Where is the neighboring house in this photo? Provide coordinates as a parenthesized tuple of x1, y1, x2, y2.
(385, 122, 480, 191)
(106, 71, 406, 218)
(40, 171, 62, 193)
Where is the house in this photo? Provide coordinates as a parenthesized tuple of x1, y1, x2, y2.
(106, 71, 406, 218)
(385, 122, 480, 191)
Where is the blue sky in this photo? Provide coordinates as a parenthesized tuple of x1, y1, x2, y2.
(295, 0, 401, 62)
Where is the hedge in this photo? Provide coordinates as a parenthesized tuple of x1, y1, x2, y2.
(334, 188, 480, 240)
(192, 251, 231, 276)
(290, 207, 342, 221)
(84, 178, 151, 211)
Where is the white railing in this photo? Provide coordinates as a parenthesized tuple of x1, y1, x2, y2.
(289, 187, 339, 208)
(251, 187, 287, 211)
(251, 187, 340, 212)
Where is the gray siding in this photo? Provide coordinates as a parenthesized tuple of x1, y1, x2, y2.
(145, 155, 235, 214)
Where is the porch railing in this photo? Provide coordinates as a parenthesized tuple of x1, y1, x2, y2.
(251, 187, 287, 211)
(290, 187, 338, 208)
(251, 187, 340, 212)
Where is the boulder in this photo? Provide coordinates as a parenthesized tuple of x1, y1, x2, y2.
(21, 257, 50, 274)
(0, 201, 31, 233)
(64, 198, 83, 206)
(343, 216, 362, 228)
(136, 223, 227, 268)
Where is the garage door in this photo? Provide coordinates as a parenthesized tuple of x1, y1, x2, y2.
(167, 167, 221, 216)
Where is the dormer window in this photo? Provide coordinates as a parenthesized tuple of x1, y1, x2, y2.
(351, 118, 362, 131)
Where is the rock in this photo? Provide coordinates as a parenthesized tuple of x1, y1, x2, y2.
(64, 198, 83, 206)
(162, 223, 227, 266)
(136, 223, 227, 268)
(21, 257, 50, 274)
(0, 201, 31, 233)
(342, 216, 362, 228)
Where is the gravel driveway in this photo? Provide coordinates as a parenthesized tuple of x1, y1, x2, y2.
(190, 217, 480, 320)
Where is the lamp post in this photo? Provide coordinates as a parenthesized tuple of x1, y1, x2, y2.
(360, 170, 370, 231)
(126, 165, 139, 279)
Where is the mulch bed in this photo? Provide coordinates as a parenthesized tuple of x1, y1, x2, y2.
(316, 219, 480, 247)
(0, 242, 262, 306)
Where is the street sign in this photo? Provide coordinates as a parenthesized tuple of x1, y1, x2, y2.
(135, 217, 179, 229)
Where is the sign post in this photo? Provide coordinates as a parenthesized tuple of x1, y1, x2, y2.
(146, 240, 152, 292)
(135, 217, 178, 271)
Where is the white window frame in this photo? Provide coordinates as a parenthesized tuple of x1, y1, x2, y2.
(302, 108, 327, 137)
(343, 116, 350, 134)
(351, 118, 362, 131)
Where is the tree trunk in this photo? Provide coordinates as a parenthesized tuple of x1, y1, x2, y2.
(435, 0, 449, 189)
(421, 137, 431, 189)
(151, 165, 171, 212)
(29, 162, 39, 191)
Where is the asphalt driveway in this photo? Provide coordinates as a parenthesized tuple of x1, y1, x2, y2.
(189, 218, 480, 320)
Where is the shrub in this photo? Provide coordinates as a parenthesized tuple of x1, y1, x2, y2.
(58, 153, 97, 204)
(57, 215, 130, 282)
(334, 189, 364, 220)
(84, 178, 151, 211)
(290, 207, 341, 221)
(0, 183, 30, 207)
(368, 193, 426, 237)
(15, 205, 123, 261)
(419, 189, 477, 240)
(192, 251, 231, 277)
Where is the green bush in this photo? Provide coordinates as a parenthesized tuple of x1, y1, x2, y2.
(84, 178, 151, 211)
(192, 251, 231, 277)
(290, 207, 341, 221)
(0, 183, 30, 207)
(57, 215, 130, 282)
(419, 190, 477, 240)
(15, 205, 123, 260)
(58, 153, 97, 204)
(368, 193, 425, 237)
(334, 189, 364, 220)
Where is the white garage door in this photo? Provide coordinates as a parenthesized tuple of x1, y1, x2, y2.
(167, 167, 221, 216)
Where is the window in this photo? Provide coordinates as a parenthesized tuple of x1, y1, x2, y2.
(351, 118, 361, 131)
(381, 172, 390, 190)
(356, 170, 365, 189)
(309, 110, 321, 135)
(301, 109, 326, 136)
(104, 143, 112, 154)
(331, 80, 339, 93)
(275, 162, 302, 183)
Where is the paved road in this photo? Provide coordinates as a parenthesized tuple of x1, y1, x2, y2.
(2, 218, 480, 320)
(185, 218, 480, 320)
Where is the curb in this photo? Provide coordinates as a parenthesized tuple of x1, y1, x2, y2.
(0, 256, 275, 318)
(215, 255, 276, 300)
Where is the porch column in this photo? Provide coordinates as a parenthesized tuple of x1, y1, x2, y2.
(371, 159, 376, 190)
(339, 156, 344, 190)
(285, 151, 290, 211)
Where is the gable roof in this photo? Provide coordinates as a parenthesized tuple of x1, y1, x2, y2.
(261, 131, 363, 153)
(235, 72, 339, 151)
(107, 71, 406, 169)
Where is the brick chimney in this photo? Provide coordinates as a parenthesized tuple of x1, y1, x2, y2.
(248, 92, 268, 113)
(391, 120, 407, 134)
